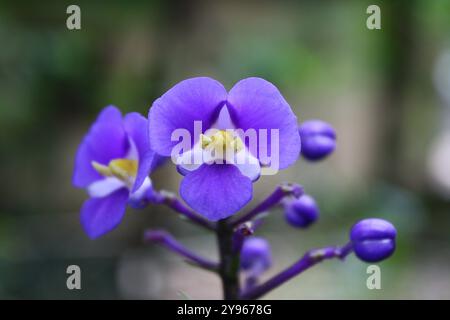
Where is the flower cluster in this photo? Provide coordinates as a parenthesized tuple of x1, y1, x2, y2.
(73, 77, 396, 299)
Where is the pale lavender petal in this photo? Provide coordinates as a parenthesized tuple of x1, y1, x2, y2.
(234, 148, 261, 182)
(180, 164, 252, 221)
(87, 177, 126, 198)
(227, 78, 301, 169)
(149, 77, 227, 156)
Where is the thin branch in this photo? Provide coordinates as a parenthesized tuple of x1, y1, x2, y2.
(231, 183, 303, 227)
(145, 230, 218, 272)
(157, 190, 216, 231)
(240, 242, 353, 300)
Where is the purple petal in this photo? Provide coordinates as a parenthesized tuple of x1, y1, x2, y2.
(149, 77, 227, 156)
(73, 106, 128, 188)
(152, 154, 167, 170)
(124, 112, 156, 192)
(80, 188, 129, 239)
(227, 78, 301, 169)
(180, 164, 252, 221)
(97, 105, 123, 123)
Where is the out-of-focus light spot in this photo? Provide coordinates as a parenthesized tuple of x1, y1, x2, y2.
(116, 251, 164, 299)
(427, 131, 450, 199)
(434, 50, 450, 108)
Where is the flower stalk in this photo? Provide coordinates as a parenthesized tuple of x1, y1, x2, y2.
(144, 230, 218, 272)
(157, 191, 216, 231)
(217, 219, 241, 300)
(240, 243, 353, 300)
(231, 183, 303, 227)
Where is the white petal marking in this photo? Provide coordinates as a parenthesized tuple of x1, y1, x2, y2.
(234, 148, 261, 181)
(176, 142, 204, 173)
(130, 177, 152, 201)
(87, 177, 126, 198)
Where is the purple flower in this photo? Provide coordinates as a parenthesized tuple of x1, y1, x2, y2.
(299, 120, 336, 161)
(73, 106, 156, 239)
(283, 194, 319, 228)
(350, 218, 396, 262)
(240, 237, 272, 276)
(149, 77, 301, 221)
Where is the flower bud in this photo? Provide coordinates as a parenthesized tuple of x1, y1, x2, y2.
(240, 237, 272, 275)
(350, 218, 396, 262)
(299, 120, 336, 161)
(283, 194, 319, 228)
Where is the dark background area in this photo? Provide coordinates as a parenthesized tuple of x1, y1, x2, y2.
(0, 0, 449, 299)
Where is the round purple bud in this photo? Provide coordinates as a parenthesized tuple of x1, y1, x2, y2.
(299, 120, 336, 161)
(350, 218, 397, 263)
(284, 194, 319, 228)
(240, 237, 272, 274)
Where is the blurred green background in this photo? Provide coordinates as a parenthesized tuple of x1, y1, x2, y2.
(0, 0, 449, 299)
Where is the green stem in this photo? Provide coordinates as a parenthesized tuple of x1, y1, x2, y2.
(217, 219, 240, 300)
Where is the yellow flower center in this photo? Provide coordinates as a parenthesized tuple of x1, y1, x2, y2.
(200, 130, 244, 154)
(92, 159, 138, 182)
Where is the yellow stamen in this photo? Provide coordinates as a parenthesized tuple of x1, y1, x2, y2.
(200, 134, 212, 148)
(201, 130, 244, 154)
(92, 161, 113, 177)
(92, 159, 138, 181)
(109, 159, 138, 180)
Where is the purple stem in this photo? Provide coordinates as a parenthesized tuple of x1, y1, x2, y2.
(240, 242, 354, 300)
(144, 230, 219, 272)
(231, 183, 304, 227)
(244, 276, 258, 291)
(157, 191, 216, 231)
